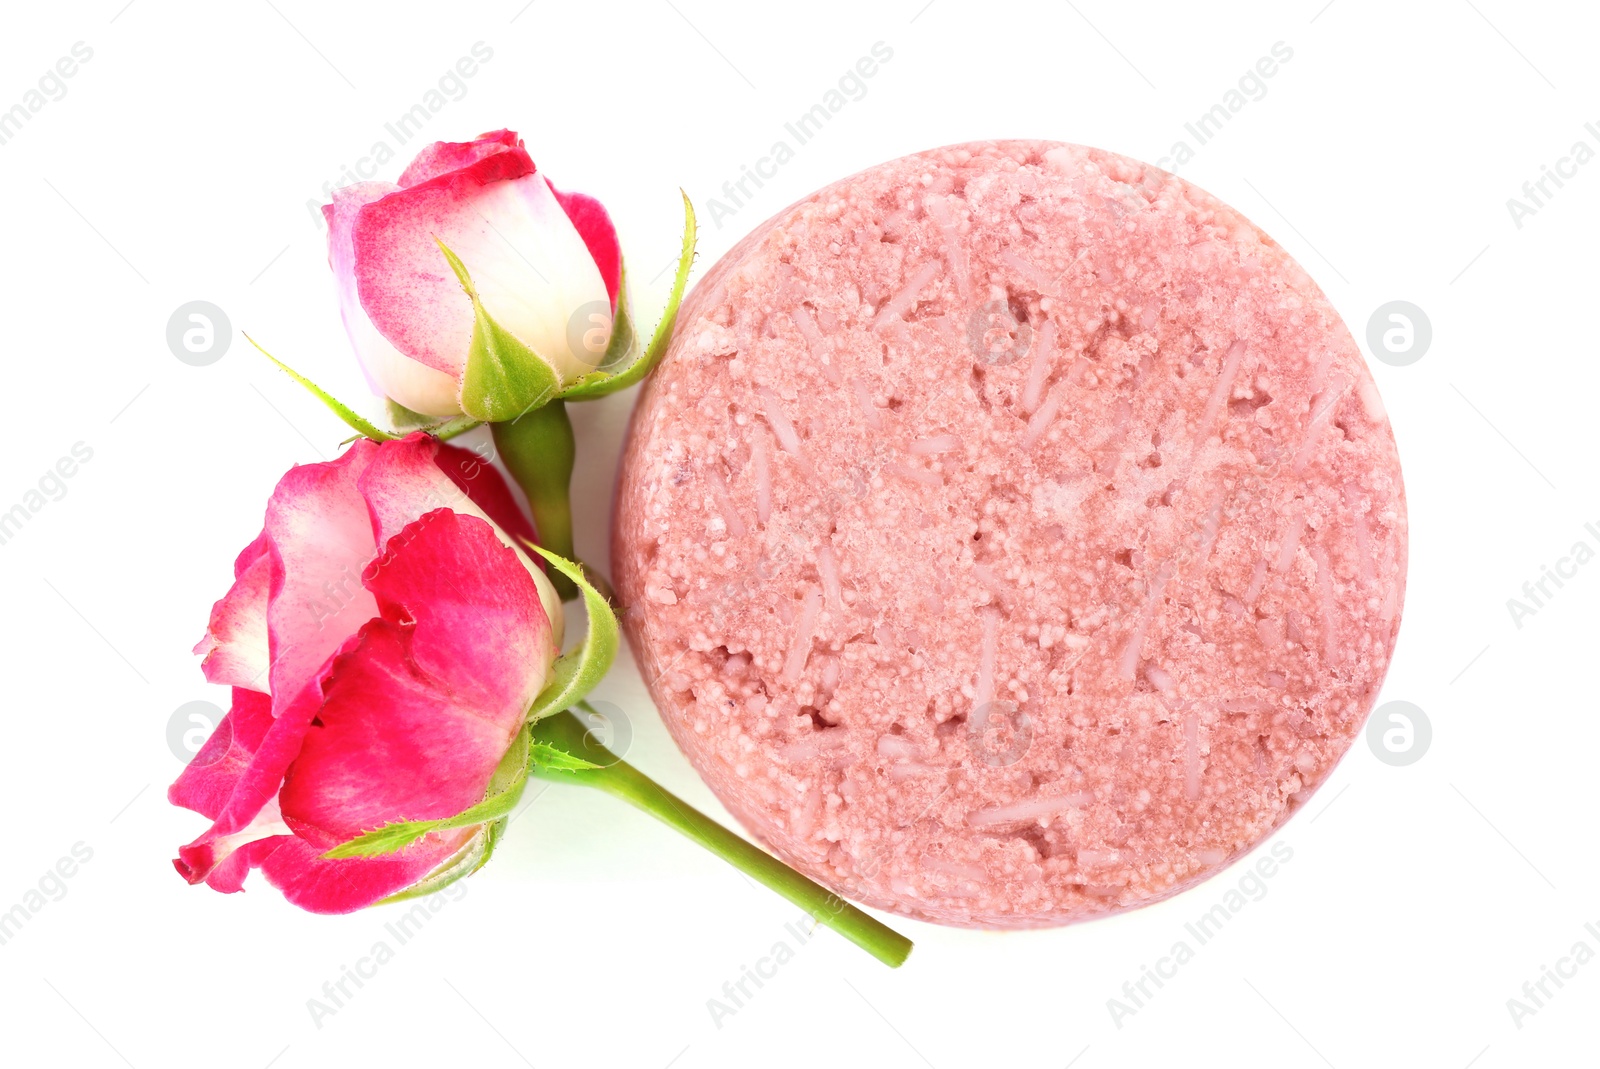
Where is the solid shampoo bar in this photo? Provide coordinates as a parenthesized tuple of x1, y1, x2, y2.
(613, 141, 1406, 927)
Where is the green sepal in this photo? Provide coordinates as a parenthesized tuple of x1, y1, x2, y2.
(474, 817, 508, 874)
(322, 726, 532, 859)
(429, 415, 483, 441)
(523, 543, 619, 721)
(386, 399, 484, 443)
(438, 238, 561, 424)
(372, 822, 497, 905)
(246, 334, 396, 441)
(529, 741, 603, 772)
(386, 399, 439, 431)
(592, 258, 637, 373)
(561, 191, 696, 401)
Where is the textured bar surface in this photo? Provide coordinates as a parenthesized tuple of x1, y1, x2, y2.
(614, 141, 1406, 927)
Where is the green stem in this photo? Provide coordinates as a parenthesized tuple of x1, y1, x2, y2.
(529, 710, 913, 968)
(493, 401, 577, 601)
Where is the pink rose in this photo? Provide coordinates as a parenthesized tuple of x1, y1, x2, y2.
(170, 434, 563, 913)
(323, 129, 622, 417)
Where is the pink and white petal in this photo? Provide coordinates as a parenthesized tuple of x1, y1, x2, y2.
(168, 688, 275, 821)
(354, 339, 463, 419)
(195, 549, 271, 691)
(186, 838, 259, 894)
(173, 447, 388, 887)
(171, 669, 332, 884)
(398, 129, 523, 188)
(326, 182, 463, 417)
(549, 183, 622, 307)
(433, 441, 539, 547)
(350, 149, 536, 378)
(174, 795, 292, 888)
(263, 440, 384, 722)
(358, 434, 562, 646)
(279, 512, 551, 842)
(458, 173, 616, 382)
(353, 164, 613, 384)
(357, 434, 472, 547)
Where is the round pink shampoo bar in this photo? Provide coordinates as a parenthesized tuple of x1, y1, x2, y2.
(614, 141, 1406, 928)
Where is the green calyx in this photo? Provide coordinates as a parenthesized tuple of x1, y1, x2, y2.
(437, 239, 563, 424)
(441, 188, 697, 417)
(524, 542, 619, 721)
(560, 191, 696, 402)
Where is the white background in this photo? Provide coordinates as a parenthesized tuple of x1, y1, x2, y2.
(0, 1, 1595, 1066)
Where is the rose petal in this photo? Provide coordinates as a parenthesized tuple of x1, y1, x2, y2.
(549, 183, 622, 307)
(278, 510, 553, 843)
(176, 443, 391, 884)
(398, 129, 523, 188)
(264, 441, 384, 722)
(175, 795, 291, 889)
(359, 433, 562, 647)
(210, 829, 475, 913)
(325, 183, 463, 417)
(172, 435, 562, 910)
(195, 532, 272, 691)
(171, 651, 341, 884)
(433, 441, 539, 547)
(168, 688, 275, 821)
(352, 157, 613, 383)
(365, 510, 554, 717)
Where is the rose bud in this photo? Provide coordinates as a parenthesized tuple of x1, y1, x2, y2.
(169, 433, 563, 912)
(323, 129, 622, 419)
